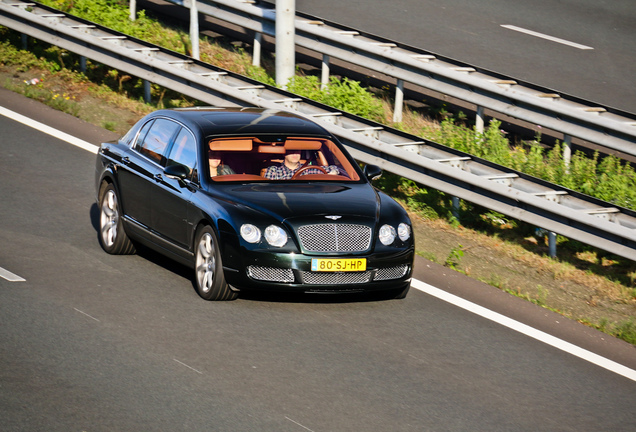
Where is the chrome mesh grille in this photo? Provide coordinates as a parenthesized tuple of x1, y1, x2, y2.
(300, 271, 372, 285)
(247, 266, 295, 283)
(297, 224, 372, 252)
(374, 265, 409, 281)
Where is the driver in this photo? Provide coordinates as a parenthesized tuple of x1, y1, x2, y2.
(263, 149, 340, 179)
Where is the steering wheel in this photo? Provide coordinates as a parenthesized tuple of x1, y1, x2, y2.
(291, 165, 328, 179)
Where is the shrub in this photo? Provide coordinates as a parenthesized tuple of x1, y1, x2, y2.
(287, 75, 384, 122)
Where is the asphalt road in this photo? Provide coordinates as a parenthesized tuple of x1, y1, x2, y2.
(290, 0, 636, 114)
(1, 90, 635, 431)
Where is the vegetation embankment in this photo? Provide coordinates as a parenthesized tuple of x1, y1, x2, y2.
(1, 0, 634, 344)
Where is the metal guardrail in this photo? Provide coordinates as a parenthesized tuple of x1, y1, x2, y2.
(1, 0, 636, 262)
(153, 0, 636, 159)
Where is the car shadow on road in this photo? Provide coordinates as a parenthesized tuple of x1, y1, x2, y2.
(90, 203, 400, 304)
(90, 202, 100, 232)
(238, 289, 401, 304)
(89, 202, 193, 282)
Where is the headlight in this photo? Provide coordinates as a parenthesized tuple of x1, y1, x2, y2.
(379, 224, 396, 245)
(264, 225, 288, 247)
(240, 224, 261, 243)
(398, 223, 411, 241)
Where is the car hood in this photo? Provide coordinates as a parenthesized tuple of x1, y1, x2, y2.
(212, 182, 379, 221)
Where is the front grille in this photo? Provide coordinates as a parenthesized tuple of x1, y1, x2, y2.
(297, 224, 372, 252)
(300, 271, 372, 285)
(374, 265, 409, 281)
(247, 266, 295, 283)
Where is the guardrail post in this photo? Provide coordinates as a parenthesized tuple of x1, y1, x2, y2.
(189, 0, 200, 60)
(21, 33, 27, 50)
(80, 56, 87, 73)
(548, 231, 557, 258)
(563, 134, 572, 173)
(451, 196, 460, 220)
(476, 105, 485, 134)
(393, 79, 404, 123)
(321, 54, 330, 90)
(252, 32, 262, 67)
(275, 0, 296, 89)
(129, 0, 136, 21)
(144, 80, 151, 103)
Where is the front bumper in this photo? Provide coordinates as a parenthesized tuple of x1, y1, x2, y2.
(222, 246, 414, 293)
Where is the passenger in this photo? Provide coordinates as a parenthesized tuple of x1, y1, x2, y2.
(263, 149, 340, 180)
(209, 151, 235, 177)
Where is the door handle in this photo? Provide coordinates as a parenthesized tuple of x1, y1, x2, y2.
(121, 156, 131, 165)
(153, 173, 162, 182)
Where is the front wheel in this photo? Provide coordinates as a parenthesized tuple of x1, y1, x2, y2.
(98, 183, 135, 255)
(194, 226, 238, 301)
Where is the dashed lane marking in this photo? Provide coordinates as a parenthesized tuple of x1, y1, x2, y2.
(73, 308, 100, 322)
(0, 266, 25, 282)
(285, 417, 315, 432)
(173, 359, 203, 374)
(501, 25, 594, 50)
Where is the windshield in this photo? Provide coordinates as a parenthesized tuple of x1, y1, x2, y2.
(206, 136, 362, 182)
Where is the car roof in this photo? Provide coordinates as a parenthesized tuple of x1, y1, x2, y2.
(150, 107, 332, 138)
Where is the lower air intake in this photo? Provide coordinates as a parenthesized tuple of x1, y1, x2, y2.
(374, 265, 409, 281)
(300, 271, 372, 285)
(247, 266, 295, 283)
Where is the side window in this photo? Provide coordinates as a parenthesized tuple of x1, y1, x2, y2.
(136, 118, 180, 164)
(166, 128, 198, 182)
(121, 120, 144, 147)
(133, 119, 154, 150)
(120, 127, 134, 146)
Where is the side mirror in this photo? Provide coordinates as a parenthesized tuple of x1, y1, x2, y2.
(164, 164, 189, 181)
(363, 164, 382, 181)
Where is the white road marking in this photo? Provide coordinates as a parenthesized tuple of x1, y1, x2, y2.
(285, 417, 315, 432)
(501, 25, 594, 50)
(411, 279, 636, 382)
(0, 266, 26, 282)
(73, 308, 100, 322)
(173, 358, 203, 374)
(3, 104, 633, 382)
(0, 106, 99, 154)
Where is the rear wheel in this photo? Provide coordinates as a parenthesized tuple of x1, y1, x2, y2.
(194, 226, 238, 301)
(99, 183, 135, 255)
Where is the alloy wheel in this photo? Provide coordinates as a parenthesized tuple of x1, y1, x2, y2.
(196, 232, 216, 293)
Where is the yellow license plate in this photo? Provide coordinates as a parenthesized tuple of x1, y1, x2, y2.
(311, 258, 367, 272)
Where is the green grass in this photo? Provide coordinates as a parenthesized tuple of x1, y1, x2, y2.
(4, 76, 80, 116)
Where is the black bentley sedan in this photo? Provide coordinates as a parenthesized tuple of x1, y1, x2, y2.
(95, 108, 414, 300)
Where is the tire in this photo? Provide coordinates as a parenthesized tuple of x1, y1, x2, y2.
(194, 226, 238, 301)
(99, 183, 135, 255)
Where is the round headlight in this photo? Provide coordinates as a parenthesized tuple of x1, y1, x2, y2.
(398, 223, 411, 241)
(240, 224, 261, 243)
(264, 225, 288, 247)
(379, 224, 396, 245)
